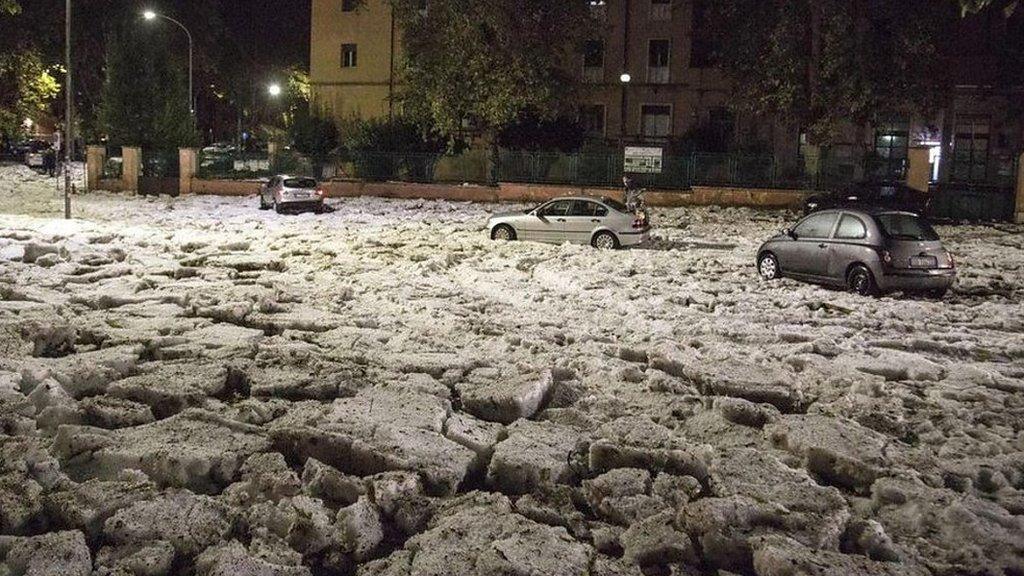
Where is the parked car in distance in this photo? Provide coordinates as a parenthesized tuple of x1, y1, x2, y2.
(258, 175, 325, 214)
(23, 140, 52, 172)
(487, 197, 650, 249)
(803, 182, 931, 216)
(757, 208, 956, 297)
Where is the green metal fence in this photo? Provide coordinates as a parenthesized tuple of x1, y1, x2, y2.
(497, 150, 905, 191)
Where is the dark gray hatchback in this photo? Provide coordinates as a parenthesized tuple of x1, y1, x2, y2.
(756, 208, 956, 297)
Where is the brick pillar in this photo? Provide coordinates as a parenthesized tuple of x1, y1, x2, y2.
(906, 146, 931, 193)
(1016, 152, 1024, 224)
(86, 146, 105, 192)
(179, 148, 197, 196)
(122, 147, 141, 194)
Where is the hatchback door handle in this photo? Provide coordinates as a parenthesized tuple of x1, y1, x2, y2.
(591, 219, 601, 223)
(556, 218, 566, 222)
(818, 243, 828, 248)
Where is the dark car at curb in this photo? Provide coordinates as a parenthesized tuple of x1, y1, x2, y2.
(803, 182, 931, 216)
(756, 208, 956, 297)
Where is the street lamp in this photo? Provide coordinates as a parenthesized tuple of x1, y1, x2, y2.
(142, 9, 194, 118)
(267, 83, 282, 97)
(620, 73, 632, 83)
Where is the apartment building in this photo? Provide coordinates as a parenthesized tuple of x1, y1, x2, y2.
(309, 0, 1021, 184)
(309, 0, 733, 143)
(310, 0, 402, 121)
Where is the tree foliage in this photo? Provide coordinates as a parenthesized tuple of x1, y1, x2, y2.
(289, 107, 339, 165)
(387, 0, 594, 141)
(705, 0, 960, 144)
(97, 19, 196, 149)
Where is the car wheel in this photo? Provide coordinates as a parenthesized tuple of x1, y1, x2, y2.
(847, 265, 878, 296)
(592, 231, 619, 250)
(259, 195, 270, 210)
(758, 253, 780, 281)
(491, 224, 516, 242)
(274, 200, 283, 214)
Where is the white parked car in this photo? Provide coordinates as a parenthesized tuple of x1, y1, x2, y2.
(487, 196, 650, 249)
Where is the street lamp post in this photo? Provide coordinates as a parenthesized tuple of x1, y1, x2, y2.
(64, 0, 72, 219)
(143, 10, 194, 118)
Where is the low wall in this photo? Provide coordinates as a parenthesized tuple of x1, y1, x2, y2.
(496, 183, 807, 209)
(97, 178, 126, 193)
(185, 178, 807, 209)
(323, 180, 499, 202)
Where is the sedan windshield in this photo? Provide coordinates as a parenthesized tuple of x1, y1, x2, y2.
(874, 213, 939, 241)
(284, 178, 317, 189)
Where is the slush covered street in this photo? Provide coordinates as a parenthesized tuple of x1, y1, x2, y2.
(1, 165, 1023, 575)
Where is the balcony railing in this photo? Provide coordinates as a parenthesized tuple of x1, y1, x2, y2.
(647, 66, 670, 84)
(583, 66, 604, 84)
(650, 3, 671, 20)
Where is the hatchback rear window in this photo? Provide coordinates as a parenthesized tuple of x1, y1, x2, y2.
(874, 213, 939, 241)
(284, 178, 317, 189)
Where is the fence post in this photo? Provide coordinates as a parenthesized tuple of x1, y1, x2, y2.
(179, 148, 197, 196)
(86, 145, 105, 192)
(906, 146, 931, 193)
(122, 147, 141, 194)
(1015, 151, 1024, 224)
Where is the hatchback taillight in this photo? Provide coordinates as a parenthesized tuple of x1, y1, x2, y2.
(315, 188, 325, 197)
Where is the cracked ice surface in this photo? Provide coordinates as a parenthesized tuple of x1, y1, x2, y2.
(1, 163, 1023, 575)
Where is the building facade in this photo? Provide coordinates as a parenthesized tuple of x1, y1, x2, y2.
(310, 0, 1021, 186)
(310, 0, 401, 121)
(309, 0, 734, 143)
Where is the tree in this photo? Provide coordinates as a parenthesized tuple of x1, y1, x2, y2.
(97, 19, 195, 149)
(289, 107, 339, 177)
(704, 0, 958, 145)
(386, 0, 594, 143)
(0, 50, 60, 140)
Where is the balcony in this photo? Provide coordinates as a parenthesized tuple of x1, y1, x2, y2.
(650, 2, 671, 21)
(647, 66, 670, 84)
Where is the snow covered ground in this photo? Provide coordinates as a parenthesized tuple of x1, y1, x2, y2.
(1, 162, 1023, 575)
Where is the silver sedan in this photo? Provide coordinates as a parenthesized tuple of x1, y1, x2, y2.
(487, 197, 650, 249)
(258, 175, 325, 214)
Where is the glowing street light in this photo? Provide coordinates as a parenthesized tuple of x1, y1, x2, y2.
(267, 84, 282, 97)
(141, 9, 194, 117)
(620, 73, 632, 84)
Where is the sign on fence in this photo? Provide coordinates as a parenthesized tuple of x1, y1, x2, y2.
(624, 147, 663, 174)
(233, 158, 270, 172)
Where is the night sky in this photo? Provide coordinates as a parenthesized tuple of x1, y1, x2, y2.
(216, 0, 312, 70)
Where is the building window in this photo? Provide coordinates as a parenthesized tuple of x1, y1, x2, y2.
(709, 107, 735, 149)
(953, 116, 990, 182)
(641, 105, 672, 138)
(342, 0, 357, 12)
(583, 40, 604, 83)
(341, 44, 358, 68)
(581, 104, 606, 137)
(690, 0, 717, 68)
(650, 0, 672, 21)
(648, 40, 670, 83)
(872, 121, 909, 180)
